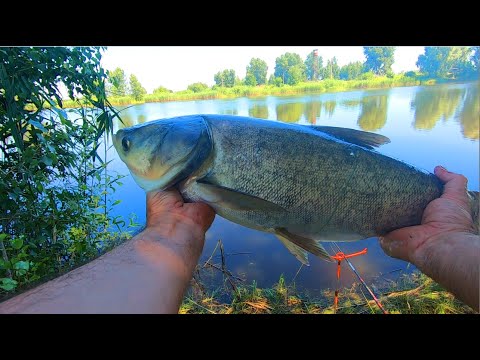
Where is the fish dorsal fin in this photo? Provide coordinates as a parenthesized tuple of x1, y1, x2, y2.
(276, 234, 310, 265)
(196, 178, 286, 212)
(275, 228, 333, 262)
(305, 125, 390, 150)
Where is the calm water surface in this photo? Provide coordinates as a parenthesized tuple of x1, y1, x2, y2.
(106, 82, 479, 295)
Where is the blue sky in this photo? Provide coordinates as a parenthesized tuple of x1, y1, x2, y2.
(101, 46, 425, 93)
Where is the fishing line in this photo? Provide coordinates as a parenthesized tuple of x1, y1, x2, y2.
(332, 242, 388, 314)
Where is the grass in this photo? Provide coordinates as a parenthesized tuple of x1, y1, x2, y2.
(179, 243, 476, 314)
(54, 75, 445, 110)
(180, 271, 475, 314)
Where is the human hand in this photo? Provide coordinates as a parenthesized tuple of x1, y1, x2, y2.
(141, 188, 215, 263)
(380, 166, 476, 265)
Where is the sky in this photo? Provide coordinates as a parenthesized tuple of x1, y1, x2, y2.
(100, 46, 425, 93)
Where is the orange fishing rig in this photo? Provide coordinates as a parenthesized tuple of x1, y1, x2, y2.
(332, 244, 388, 314)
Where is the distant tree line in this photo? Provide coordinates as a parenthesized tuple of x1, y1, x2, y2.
(106, 46, 479, 100)
(106, 68, 147, 100)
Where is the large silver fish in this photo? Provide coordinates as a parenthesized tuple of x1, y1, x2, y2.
(113, 115, 479, 264)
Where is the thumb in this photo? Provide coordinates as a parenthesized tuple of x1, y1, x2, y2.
(434, 166, 469, 204)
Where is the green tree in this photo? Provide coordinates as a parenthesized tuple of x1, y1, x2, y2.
(214, 69, 236, 87)
(244, 73, 257, 86)
(288, 65, 306, 85)
(363, 47, 396, 76)
(187, 82, 209, 92)
(153, 86, 172, 94)
(323, 57, 340, 79)
(339, 61, 364, 80)
(214, 71, 224, 87)
(274, 53, 306, 85)
(416, 46, 476, 79)
(129, 74, 147, 100)
(0, 47, 125, 295)
(246, 58, 268, 85)
(268, 74, 276, 85)
(108, 67, 128, 96)
(305, 51, 323, 80)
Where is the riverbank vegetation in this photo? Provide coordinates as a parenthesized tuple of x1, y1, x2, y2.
(0, 47, 133, 298)
(179, 240, 476, 314)
(181, 269, 475, 314)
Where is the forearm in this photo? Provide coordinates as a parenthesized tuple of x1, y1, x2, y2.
(0, 228, 202, 314)
(414, 232, 480, 312)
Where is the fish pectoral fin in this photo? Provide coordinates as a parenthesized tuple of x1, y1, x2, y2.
(275, 227, 333, 262)
(196, 179, 286, 212)
(276, 234, 310, 265)
(306, 125, 390, 150)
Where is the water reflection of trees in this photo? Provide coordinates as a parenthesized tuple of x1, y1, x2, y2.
(410, 87, 465, 130)
(304, 101, 322, 124)
(340, 99, 362, 110)
(276, 102, 305, 123)
(138, 114, 147, 124)
(357, 95, 389, 131)
(458, 85, 479, 140)
(323, 101, 337, 118)
(221, 109, 238, 115)
(249, 104, 269, 119)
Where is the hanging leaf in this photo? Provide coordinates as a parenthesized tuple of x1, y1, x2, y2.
(0, 278, 18, 291)
(11, 237, 24, 250)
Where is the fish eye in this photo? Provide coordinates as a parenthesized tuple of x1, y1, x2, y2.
(122, 137, 130, 152)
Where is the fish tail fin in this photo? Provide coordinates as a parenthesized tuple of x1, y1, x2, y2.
(468, 190, 479, 234)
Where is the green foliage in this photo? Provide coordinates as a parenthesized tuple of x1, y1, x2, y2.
(244, 73, 257, 87)
(107, 67, 128, 96)
(273, 77, 284, 87)
(288, 64, 307, 85)
(322, 57, 341, 80)
(181, 269, 473, 314)
(187, 82, 209, 93)
(214, 69, 236, 87)
(404, 70, 417, 78)
(274, 52, 306, 85)
(267, 74, 276, 85)
(153, 86, 172, 94)
(359, 71, 376, 80)
(305, 51, 323, 80)
(246, 58, 268, 85)
(363, 46, 396, 75)
(0, 47, 129, 297)
(129, 74, 147, 101)
(416, 46, 477, 79)
(339, 61, 364, 80)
